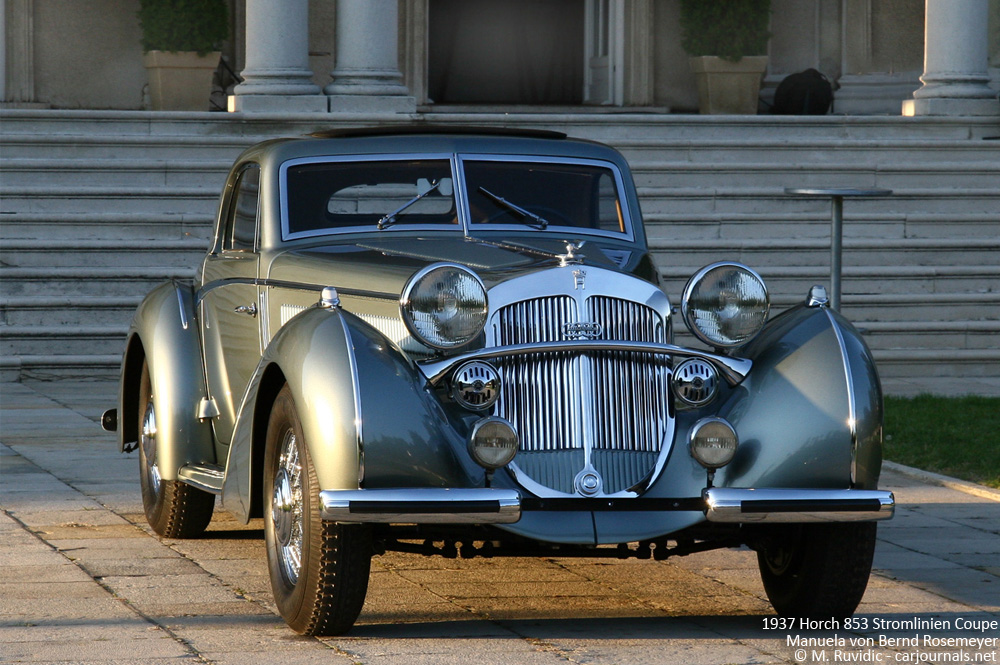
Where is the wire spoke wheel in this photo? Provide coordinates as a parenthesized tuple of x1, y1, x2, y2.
(271, 429, 304, 586)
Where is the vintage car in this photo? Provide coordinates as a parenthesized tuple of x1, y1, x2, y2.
(104, 127, 894, 635)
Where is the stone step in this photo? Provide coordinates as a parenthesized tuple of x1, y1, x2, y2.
(617, 138, 1000, 164)
(0, 186, 219, 215)
(0, 296, 142, 327)
(0, 238, 206, 268)
(649, 237, 1000, 269)
(0, 212, 214, 241)
(644, 212, 999, 241)
(0, 354, 121, 381)
(870, 349, 1000, 378)
(1, 325, 126, 357)
(4, 108, 997, 140)
(630, 159, 1000, 190)
(637, 186, 1000, 217)
(0, 158, 232, 188)
(0, 134, 252, 160)
(658, 265, 1000, 298)
(0, 267, 194, 297)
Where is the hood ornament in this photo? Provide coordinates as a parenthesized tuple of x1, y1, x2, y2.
(558, 241, 586, 266)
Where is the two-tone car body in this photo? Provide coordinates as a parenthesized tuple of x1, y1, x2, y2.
(106, 128, 893, 635)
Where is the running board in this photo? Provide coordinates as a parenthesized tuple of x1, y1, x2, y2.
(177, 464, 225, 495)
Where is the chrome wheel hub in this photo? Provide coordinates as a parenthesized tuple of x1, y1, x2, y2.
(141, 400, 160, 494)
(271, 430, 303, 585)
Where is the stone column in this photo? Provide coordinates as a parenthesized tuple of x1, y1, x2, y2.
(3, 0, 37, 105)
(325, 0, 415, 113)
(907, 0, 999, 116)
(229, 0, 326, 112)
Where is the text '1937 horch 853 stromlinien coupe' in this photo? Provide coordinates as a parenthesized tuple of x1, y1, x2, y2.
(103, 127, 894, 635)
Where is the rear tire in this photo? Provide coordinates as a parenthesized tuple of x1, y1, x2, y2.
(756, 522, 877, 619)
(264, 384, 372, 636)
(137, 360, 215, 538)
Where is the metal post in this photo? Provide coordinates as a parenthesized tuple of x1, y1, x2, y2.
(785, 188, 892, 314)
(830, 195, 844, 311)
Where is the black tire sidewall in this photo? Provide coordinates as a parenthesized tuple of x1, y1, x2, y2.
(758, 522, 877, 619)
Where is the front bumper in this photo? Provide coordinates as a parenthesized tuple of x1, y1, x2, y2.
(703, 488, 895, 523)
(320, 487, 895, 525)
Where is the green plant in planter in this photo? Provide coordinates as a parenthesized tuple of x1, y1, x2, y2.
(138, 0, 228, 55)
(679, 0, 771, 62)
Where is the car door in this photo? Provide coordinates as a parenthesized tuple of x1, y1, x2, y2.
(200, 163, 263, 447)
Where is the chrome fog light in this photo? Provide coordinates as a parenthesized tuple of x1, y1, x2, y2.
(452, 361, 501, 411)
(468, 417, 518, 470)
(689, 417, 739, 469)
(672, 358, 719, 406)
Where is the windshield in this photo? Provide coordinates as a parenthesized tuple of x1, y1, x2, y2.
(464, 159, 625, 234)
(281, 155, 628, 240)
(284, 158, 457, 238)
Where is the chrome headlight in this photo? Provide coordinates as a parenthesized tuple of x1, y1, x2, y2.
(681, 262, 769, 349)
(400, 263, 488, 349)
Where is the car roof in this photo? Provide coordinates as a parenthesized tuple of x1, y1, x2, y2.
(239, 127, 630, 168)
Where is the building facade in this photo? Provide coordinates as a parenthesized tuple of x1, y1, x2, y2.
(3, 0, 999, 116)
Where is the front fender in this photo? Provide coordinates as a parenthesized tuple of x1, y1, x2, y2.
(222, 305, 479, 522)
(716, 304, 883, 490)
(119, 281, 215, 480)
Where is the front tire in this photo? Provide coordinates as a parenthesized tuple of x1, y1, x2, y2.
(756, 522, 877, 619)
(137, 359, 215, 538)
(264, 384, 372, 636)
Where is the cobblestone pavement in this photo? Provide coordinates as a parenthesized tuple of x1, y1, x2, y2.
(2, 380, 998, 665)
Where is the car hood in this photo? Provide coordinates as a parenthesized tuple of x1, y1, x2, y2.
(264, 235, 642, 298)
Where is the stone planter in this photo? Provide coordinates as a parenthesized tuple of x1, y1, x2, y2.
(143, 50, 220, 111)
(689, 55, 768, 114)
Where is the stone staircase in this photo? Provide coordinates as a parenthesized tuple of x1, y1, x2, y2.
(1, 109, 998, 391)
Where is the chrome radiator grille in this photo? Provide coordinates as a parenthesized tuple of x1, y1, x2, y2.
(492, 295, 671, 495)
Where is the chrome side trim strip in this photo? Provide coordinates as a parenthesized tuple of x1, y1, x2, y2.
(825, 309, 859, 485)
(336, 312, 366, 486)
(703, 488, 894, 523)
(320, 488, 522, 524)
(419, 341, 752, 387)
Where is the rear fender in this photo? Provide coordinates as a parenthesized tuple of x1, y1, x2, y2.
(119, 281, 216, 480)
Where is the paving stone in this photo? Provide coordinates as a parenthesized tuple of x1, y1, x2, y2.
(1, 380, 999, 665)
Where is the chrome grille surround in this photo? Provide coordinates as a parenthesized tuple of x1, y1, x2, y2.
(486, 266, 674, 498)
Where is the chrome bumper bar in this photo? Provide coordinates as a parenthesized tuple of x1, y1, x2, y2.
(321, 487, 894, 525)
(703, 488, 895, 523)
(320, 488, 522, 524)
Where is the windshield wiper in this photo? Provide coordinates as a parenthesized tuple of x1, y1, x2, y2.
(377, 180, 442, 230)
(478, 187, 549, 230)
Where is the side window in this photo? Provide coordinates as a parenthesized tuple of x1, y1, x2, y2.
(224, 165, 260, 251)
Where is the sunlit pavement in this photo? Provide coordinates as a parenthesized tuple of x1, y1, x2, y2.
(2, 380, 998, 665)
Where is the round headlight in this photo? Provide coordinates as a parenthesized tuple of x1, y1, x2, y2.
(400, 263, 488, 350)
(681, 262, 769, 349)
(468, 417, 518, 470)
(689, 417, 739, 469)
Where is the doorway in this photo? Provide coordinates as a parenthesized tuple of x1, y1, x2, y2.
(427, 0, 585, 105)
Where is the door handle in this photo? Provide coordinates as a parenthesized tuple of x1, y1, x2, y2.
(235, 303, 258, 317)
